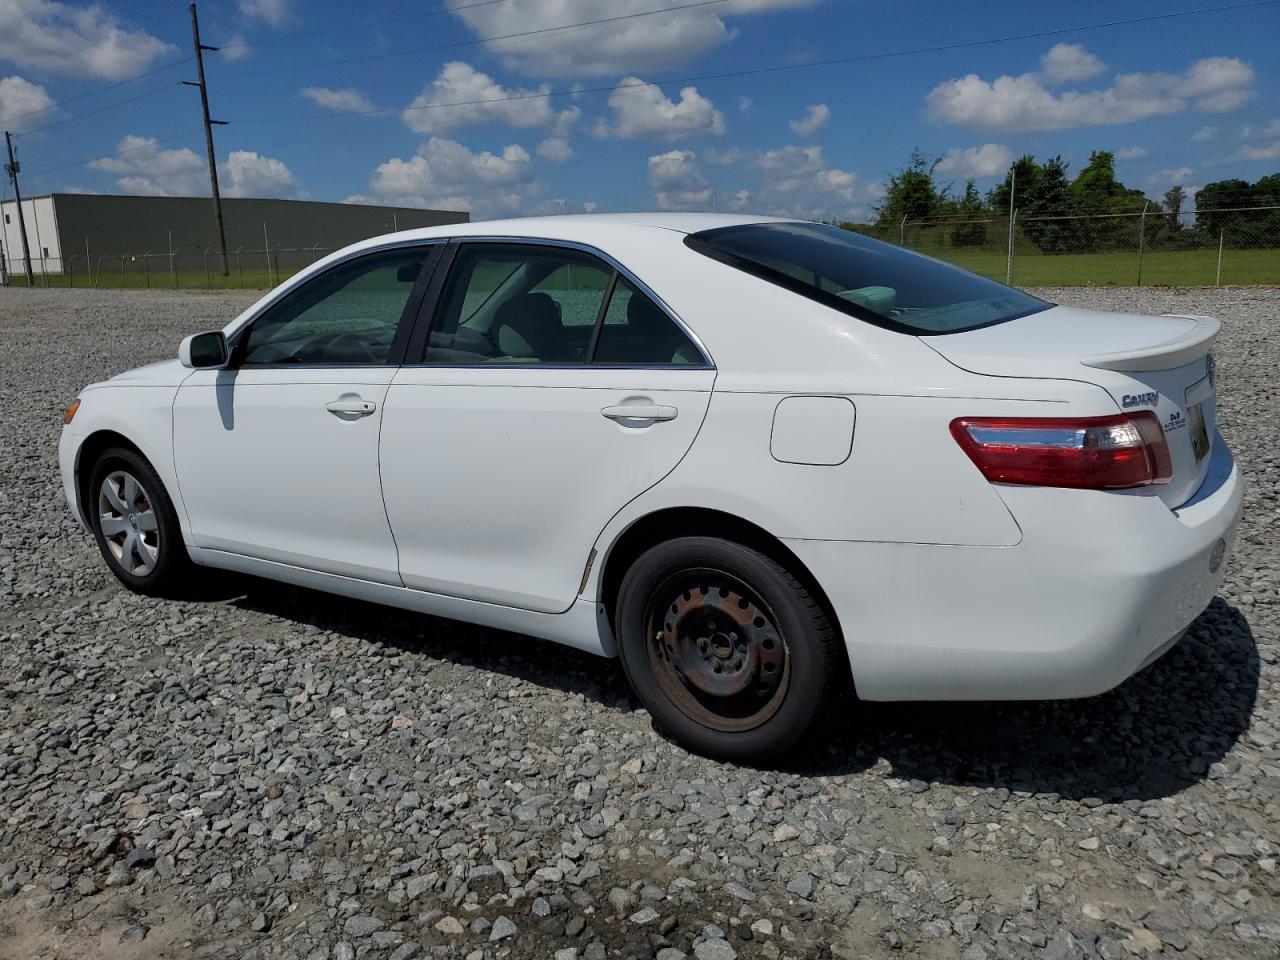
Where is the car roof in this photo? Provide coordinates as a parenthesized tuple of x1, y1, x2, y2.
(378, 212, 795, 244)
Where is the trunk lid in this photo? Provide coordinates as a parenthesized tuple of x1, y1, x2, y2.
(924, 305, 1219, 508)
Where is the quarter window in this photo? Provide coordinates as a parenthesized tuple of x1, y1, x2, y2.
(592, 277, 702, 365)
(238, 247, 429, 366)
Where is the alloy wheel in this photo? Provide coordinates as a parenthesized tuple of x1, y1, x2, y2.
(98, 470, 160, 576)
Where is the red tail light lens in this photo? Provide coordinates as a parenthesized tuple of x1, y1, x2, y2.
(950, 413, 1173, 490)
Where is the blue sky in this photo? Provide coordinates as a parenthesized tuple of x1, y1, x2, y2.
(1, 0, 1278, 220)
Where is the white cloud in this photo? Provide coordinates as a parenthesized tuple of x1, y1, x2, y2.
(934, 143, 1013, 179)
(401, 62, 578, 136)
(927, 50, 1256, 131)
(240, 0, 289, 26)
(594, 78, 725, 140)
(89, 135, 302, 199)
(1190, 126, 1216, 142)
(738, 96, 753, 114)
(221, 34, 251, 62)
(221, 150, 303, 199)
(1148, 166, 1194, 188)
(356, 137, 538, 218)
(1238, 142, 1280, 161)
(536, 137, 573, 162)
(0, 75, 56, 131)
(1039, 43, 1105, 84)
(648, 149, 713, 211)
(1234, 117, 1280, 159)
(789, 103, 830, 137)
(446, 0, 816, 78)
(302, 86, 377, 113)
(1116, 146, 1148, 159)
(0, 0, 174, 80)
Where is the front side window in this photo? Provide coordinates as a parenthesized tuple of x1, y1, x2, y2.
(238, 247, 429, 365)
(686, 222, 1050, 335)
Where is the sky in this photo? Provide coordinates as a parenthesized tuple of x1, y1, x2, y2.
(0, 0, 1278, 221)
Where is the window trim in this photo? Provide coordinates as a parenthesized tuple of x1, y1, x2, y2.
(406, 236, 714, 369)
(225, 241, 445, 370)
(685, 224, 1051, 337)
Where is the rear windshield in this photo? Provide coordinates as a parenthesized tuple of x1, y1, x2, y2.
(685, 221, 1051, 335)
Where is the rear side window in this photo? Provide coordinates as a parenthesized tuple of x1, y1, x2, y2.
(686, 222, 1050, 335)
(422, 242, 707, 367)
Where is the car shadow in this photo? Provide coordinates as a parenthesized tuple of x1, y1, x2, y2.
(212, 574, 1258, 803)
(781, 597, 1260, 802)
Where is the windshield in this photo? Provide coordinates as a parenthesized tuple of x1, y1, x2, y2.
(685, 222, 1051, 335)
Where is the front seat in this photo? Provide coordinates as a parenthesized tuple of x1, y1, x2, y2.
(491, 292, 567, 361)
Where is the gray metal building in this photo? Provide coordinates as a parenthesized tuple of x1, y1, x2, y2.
(0, 193, 468, 278)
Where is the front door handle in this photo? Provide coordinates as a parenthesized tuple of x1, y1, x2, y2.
(601, 403, 678, 423)
(325, 398, 377, 417)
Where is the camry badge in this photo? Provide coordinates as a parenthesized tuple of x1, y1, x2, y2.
(1121, 391, 1159, 409)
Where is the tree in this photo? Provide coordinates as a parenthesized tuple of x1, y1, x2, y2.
(1022, 156, 1076, 253)
(987, 155, 1043, 213)
(949, 180, 988, 248)
(875, 150, 947, 225)
(1069, 151, 1152, 249)
(1163, 185, 1186, 228)
(1196, 173, 1280, 247)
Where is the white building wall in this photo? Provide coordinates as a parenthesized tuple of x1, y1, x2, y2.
(0, 196, 62, 277)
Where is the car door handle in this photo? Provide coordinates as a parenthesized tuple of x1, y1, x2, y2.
(601, 403, 678, 422)
(325, 398, 377, 417)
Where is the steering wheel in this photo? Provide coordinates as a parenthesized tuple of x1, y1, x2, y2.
(322, 332, 382, 364)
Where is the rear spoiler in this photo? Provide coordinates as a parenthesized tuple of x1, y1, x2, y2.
(1081, 314, 1220, 372)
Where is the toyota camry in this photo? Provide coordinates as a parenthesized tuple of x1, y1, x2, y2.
(58, 214, 1243, 761)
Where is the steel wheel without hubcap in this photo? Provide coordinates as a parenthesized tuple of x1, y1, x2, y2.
(644, 570, 790, 732)
(98, 470, 160, 576)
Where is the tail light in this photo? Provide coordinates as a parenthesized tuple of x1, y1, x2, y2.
(950, 413, 1172, 490)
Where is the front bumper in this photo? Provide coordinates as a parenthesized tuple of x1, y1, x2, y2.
(59, 424, 88, 532)
(785, 433, 1243, 701)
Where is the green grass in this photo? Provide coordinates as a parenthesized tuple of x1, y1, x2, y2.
(913, 246, 1280, 286)
(7, 247, 1279, 290)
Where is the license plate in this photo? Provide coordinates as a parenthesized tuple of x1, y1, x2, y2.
(1188, 401, 1210, 462)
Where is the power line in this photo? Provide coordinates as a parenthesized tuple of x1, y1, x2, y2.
(215, 0, 731, 81)
(0, 57, 192, 128)
(22, 130, 205, 180)
(17, 84, 186, 137)
(225, 0, 1280, 127)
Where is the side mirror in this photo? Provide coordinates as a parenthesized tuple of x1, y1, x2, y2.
(179, 331, 229, 369)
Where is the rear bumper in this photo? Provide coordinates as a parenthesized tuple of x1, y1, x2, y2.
(786, 433, 1243, 701)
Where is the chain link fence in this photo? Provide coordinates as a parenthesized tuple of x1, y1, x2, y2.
(3, 206, 1278, 289)
(855, 204, 1280, 287)
(0, 240, 341, 290)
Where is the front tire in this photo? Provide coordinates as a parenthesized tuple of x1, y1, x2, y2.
(88, 447, 191, 596)
(616, 536, 841, 762)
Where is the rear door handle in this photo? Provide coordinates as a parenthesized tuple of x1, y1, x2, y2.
(325, 398, 377, 417)
(601, 403, 678, 422)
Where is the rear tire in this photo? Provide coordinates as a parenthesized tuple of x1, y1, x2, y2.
(616, 536, 841, 762)
(88, 447, 192, 597)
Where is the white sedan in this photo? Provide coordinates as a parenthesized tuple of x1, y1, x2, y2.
(59, 214, 1243, 761)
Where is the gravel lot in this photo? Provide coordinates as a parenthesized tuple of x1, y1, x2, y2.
(0, 285, 1276, 960)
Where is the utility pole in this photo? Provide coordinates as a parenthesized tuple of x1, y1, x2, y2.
(4, 131, 35, 285)
(184, 3, 229, 276)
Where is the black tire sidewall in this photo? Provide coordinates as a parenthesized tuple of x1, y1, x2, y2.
(616, 536, 835, 762)
(88, 447, 188, 595)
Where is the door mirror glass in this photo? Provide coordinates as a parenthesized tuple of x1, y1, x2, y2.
(179, 331, 228, 368)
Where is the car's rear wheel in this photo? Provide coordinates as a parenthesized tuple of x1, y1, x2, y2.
(616, 536, 841, 761)
(88, 447, 191, 596)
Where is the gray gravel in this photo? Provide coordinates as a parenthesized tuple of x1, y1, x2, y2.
(0, 285, 1277, 960)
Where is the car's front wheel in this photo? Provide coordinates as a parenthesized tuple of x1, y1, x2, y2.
(616, 536, 842, 762)
(88, 447, 191, 596)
